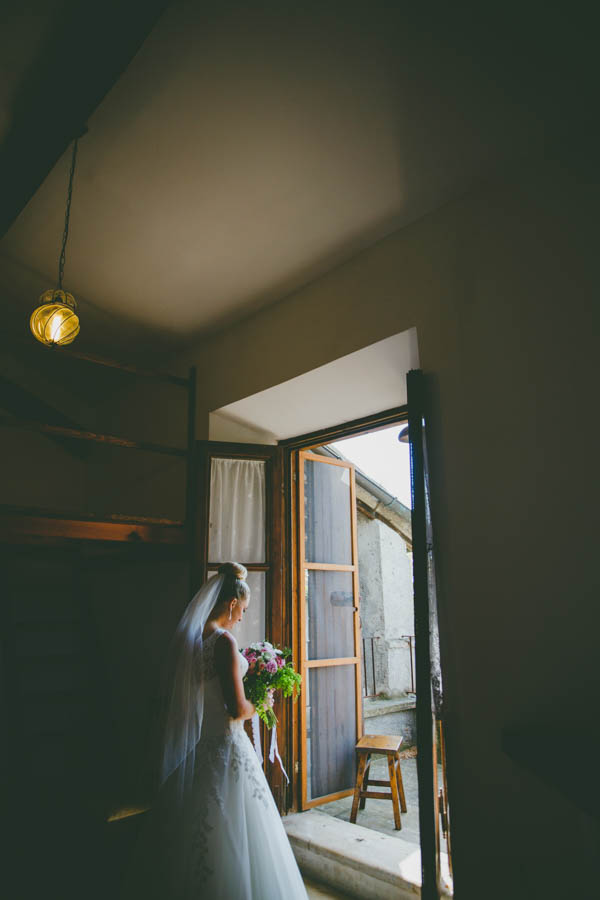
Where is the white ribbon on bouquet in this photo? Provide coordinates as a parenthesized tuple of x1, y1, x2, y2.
(250, 713, 289, 784)
(251, 713, 263, 764)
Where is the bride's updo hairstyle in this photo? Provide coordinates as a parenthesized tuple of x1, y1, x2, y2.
(215, 561, 250, 607)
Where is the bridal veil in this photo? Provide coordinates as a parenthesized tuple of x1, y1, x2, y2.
(159, 572, 225, 800)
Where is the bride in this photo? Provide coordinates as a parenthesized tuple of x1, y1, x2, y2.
(123, 562, 308, 900)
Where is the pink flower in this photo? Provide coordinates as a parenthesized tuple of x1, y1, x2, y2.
(265, 659, 277, 674)
(276, 656, 285, 668)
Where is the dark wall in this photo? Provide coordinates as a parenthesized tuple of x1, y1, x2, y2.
(181, 154, 600, 899)
(1, 542, 190, 899)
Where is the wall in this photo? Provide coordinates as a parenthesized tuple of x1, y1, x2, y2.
(86, 552, 191, 807)
(379, 517, 413, 695)
(0, 347, 188, 521)
(85, 372, 189, 521)
(209, 411, 277, 444)
(1, 346, 91, 511)
(0, 427, 87, 510)
(0, 347, 191, 827)
(364, 704, 416, 747)
(358, 512, 414, 697)
(177, 155, 599, 899)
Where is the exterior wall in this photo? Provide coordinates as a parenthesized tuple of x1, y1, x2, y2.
(357, 512, 387, 692)
(379, 517, 413, 695)
(358, 511, 414, 697)
(364, 706, 416, 746)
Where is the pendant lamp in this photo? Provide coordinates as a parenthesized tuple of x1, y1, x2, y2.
(30, 138, 81, 346)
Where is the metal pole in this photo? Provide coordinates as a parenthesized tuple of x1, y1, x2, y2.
(371, 637, 377, 697)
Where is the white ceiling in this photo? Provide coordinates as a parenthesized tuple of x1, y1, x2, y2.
(0, 2, 550, 354)
(210, 328, 418, 442)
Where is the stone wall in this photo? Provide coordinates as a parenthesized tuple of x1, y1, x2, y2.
(364, 699, 417, 746)
(357, 510, 414, 697)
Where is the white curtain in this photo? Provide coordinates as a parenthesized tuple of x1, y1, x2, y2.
(208, 458, 266, 647)
(208, 458, 266, 563)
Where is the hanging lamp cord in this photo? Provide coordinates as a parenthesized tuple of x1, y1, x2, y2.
(57, 137, 79, 292)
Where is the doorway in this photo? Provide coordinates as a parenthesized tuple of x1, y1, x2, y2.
(205, 335, 452, 896)
(284, 410, 452, 898)
(288, 421, 419, 825)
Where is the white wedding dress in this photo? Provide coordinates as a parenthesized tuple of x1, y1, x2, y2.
(124, 628, 308, 900)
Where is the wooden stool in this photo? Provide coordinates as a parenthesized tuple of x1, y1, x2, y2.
(350, 735, 407, 830)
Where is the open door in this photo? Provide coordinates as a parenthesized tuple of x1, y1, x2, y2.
(194, 441, 288, 809)
(407, 370, 453, 899)
(297, 451, 363, 809)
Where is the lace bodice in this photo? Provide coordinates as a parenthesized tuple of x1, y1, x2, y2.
(197, 628, 248, 738)
(198, 627, 248, 679)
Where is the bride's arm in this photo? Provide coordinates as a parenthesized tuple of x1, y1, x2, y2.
(214, 633, 255, 720)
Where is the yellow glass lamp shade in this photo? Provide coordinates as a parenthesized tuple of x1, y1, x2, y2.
(30, 290, 80, 346)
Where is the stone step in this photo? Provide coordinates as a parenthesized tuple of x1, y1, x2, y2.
(285, 810, 452, 900)
(304, 877, 354, 899)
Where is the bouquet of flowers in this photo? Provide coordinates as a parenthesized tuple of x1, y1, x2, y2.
(240, 641, 301, 729)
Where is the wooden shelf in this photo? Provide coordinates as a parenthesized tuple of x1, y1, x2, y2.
(0, 506, 186, 545)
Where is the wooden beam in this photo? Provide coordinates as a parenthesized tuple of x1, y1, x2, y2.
(356, 497, 413, 547)
(0, 375, 90, 459)
(0, 414, 187, 457)
(0, 511, 185, 545)
(279, 405, 408, 450)
(0, 503, 183, 528)
(36, 345, 189, 387)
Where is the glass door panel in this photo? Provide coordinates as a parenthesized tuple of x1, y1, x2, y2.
(305, 569, 355, 660)
(303, 458, 353, 564)
(299, 451, 362, 808)
(306, 664, 357, 802)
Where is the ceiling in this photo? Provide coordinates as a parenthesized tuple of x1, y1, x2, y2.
(210, 329, 418, 442)
(0, 1, 593, 358)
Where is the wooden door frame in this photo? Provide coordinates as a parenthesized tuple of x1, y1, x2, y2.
(407, 370, 453, 898)
(280, 405, 408, 813)
(193, 440, 289, 810)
